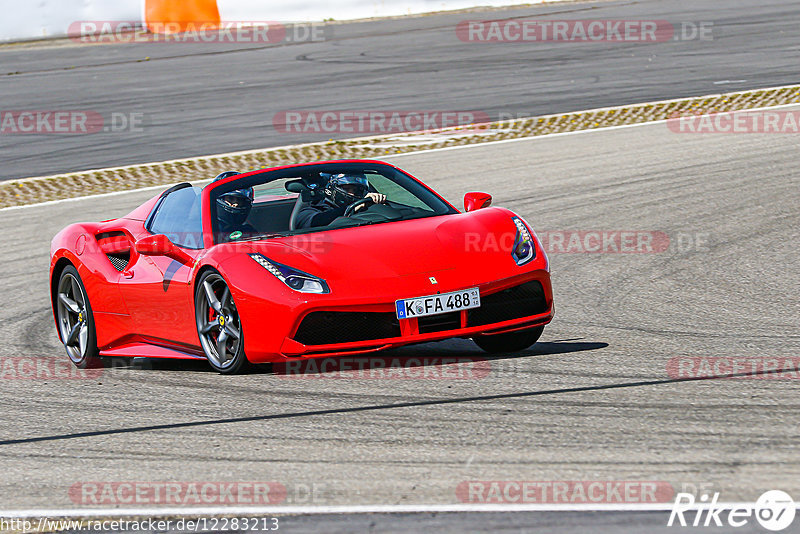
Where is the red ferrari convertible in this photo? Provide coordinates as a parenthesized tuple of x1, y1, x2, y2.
(50, 160, 553, 373)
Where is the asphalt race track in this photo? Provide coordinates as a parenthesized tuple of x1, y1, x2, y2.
(2, 0, 800, 532)
(1, 0, 800, 180)
(1, 115, 799, 531)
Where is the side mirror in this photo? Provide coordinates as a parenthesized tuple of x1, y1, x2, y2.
(286, 179, 320, 202)
(135, 235, 193, 264)
(464, 192, 492, 212)
(285, 180, 306, 194)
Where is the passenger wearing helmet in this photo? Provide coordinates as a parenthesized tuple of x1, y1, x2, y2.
(212, 172, 257, 241)
(295, 172, 386, 229)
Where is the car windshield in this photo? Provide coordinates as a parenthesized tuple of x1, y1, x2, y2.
(208, 162, 457, 243)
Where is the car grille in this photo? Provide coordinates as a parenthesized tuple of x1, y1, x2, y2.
(293, 311, 401, 346)
(418, 311, 461, 334)
(468, 280, 547, 327)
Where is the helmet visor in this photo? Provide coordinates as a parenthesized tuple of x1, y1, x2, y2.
(220, 192, 251, 209)
(216, 189, 253, 227)
(331, 173, 368, 198)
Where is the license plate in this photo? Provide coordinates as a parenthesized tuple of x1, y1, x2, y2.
(395, 287, 480, 319)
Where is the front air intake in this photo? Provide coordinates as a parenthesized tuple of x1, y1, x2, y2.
(294, 311, 401, 345)
(467, 280, 547, 327)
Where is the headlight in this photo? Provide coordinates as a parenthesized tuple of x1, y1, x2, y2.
(249, 253, 330, 294)
(511, 216, 536, 265)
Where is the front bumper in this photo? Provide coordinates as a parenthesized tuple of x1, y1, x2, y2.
(267, 271, 553, 361)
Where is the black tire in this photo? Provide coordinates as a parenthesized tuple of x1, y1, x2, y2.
(55, 265, 102, 369)
(472, 326, 544, 354)
(195, 270, 250, 374)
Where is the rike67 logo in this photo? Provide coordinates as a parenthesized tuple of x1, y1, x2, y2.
(668, 490, 796, 531)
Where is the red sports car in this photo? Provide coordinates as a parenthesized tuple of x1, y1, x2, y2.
(50, 160, 553, 374)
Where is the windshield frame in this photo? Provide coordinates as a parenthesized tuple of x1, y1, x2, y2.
(203, 161, 459, 246)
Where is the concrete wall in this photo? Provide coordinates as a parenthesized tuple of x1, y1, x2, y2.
(0, 0, 141, 42)
(0, 0, 540, 42)
(218, 1, 538, 23)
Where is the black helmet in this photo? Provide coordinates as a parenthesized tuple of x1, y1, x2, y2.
(213, 172, 254, 228)
(323, 172, 369, 208)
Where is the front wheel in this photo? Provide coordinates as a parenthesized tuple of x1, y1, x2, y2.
(56, 266, 102, 368)
(195, 270, 250, 374)
(472, 326, 544, 354)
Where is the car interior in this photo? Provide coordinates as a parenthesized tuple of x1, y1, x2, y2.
(242, 173, 325, 234)
(242, 172, 432, 235)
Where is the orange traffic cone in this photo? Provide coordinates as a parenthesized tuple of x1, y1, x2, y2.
(144, 0, 221, 34)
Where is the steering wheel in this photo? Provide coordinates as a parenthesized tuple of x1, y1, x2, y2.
(343, 197, 375, 217)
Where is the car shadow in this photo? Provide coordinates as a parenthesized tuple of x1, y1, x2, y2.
(103, 357, 215, 373)
(107, 339, 609, 375)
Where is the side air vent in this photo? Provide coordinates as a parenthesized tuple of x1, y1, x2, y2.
(96, 231, 131, 272)
(106, 253, 129, 272)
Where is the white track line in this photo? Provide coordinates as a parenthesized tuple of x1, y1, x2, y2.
(2, 99, 799, 213)
(0, 502, 785, 519)
(384, 101, 800, 158)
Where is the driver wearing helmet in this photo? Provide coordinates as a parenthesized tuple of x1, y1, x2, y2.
(295, 172, 386, 229)
(212, 171, 257, 241)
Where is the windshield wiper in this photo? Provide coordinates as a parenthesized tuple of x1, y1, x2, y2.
(351, 213, 430, 228)
(240, 232, 289, 241)
(350, 219, 400, 229)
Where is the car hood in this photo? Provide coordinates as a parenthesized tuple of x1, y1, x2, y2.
(238, 208, 532, 293)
